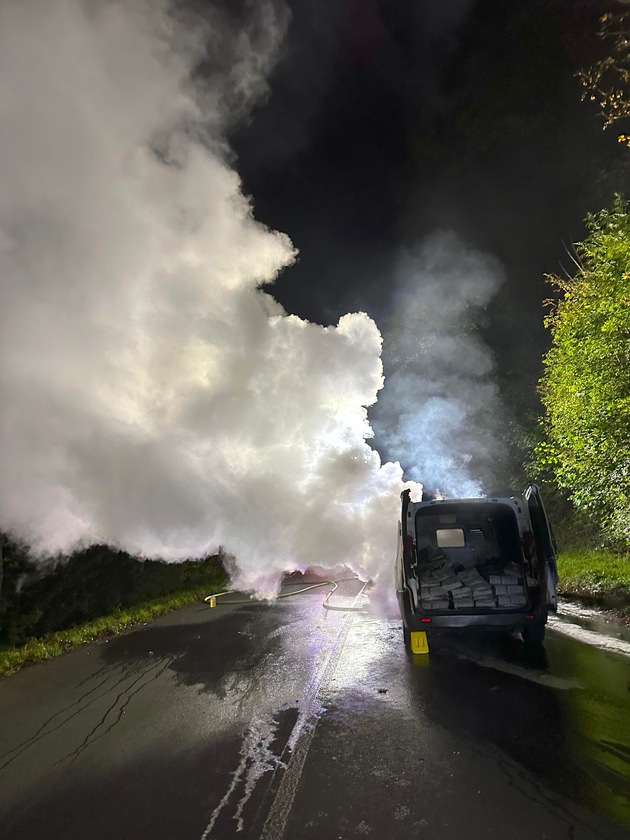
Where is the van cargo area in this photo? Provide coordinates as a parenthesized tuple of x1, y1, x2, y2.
(396, 485, 559, 648)
(413, 502, 529, 613)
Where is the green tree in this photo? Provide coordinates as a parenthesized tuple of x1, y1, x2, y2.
(580, 9, 630, 147)
(537, 196, 630, 547)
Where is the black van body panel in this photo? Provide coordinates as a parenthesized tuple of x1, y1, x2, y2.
(524, 484, 559, 611)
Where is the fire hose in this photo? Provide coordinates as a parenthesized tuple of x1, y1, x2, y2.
(204, 578, 369, 612)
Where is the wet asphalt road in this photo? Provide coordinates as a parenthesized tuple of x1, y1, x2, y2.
(1, 579, 630, 840)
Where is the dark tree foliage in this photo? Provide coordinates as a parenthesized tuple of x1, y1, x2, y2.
(0, 539, 224, 647)
(536, 197, 630, 547)
(581, 8, 630, 145)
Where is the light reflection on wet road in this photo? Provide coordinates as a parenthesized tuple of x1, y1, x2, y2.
(0, 580, 629, 839)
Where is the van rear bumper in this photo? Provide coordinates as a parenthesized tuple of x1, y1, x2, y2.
(397, 588, 539, 632)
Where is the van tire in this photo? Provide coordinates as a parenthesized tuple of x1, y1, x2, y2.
(403, 624, 411, 651)
(522, 619, 546, 646)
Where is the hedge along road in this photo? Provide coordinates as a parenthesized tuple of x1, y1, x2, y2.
(0, 578, 629, 840)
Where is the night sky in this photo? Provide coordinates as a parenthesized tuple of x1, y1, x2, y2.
(228, 0, 630, 418)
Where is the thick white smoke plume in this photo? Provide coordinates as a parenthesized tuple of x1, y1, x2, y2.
(371, 232, 506, 498)
(0, 0, 415, 596)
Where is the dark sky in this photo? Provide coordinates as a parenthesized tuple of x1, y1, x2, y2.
(228, 0, 630, 419)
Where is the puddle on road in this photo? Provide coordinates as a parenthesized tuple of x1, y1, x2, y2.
(542, 627, 630, 831)
(405, 615, 630, 833)
(290, 601, 630, 834)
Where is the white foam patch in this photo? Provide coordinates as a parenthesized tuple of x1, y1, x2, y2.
(201, 715, 284, 837)
(548, 616, 630, 659)
(467, 655, 584, 690)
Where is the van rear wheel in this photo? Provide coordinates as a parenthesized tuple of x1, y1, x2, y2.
(522, 618, 546, 646)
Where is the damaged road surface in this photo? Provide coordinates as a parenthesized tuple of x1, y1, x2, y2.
(1, 579, 629, 840)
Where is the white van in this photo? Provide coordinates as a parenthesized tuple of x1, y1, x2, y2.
(395, 484, 559, 649)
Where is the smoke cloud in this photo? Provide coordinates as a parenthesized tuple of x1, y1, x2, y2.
(0, 0, 416, 596)
(371, 231, 506, 498)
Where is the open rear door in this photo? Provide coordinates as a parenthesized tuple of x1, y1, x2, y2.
(524, 484, 559, 611)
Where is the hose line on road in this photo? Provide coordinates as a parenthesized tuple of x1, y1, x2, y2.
(203, 578, 370, 612)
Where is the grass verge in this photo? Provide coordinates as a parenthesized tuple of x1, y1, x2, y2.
(557, 547, 630, 609)
(0, 575, 227, 678)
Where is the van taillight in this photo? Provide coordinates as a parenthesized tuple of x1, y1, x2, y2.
(525, 614, 535, 620)
(421, 618, 431, 623)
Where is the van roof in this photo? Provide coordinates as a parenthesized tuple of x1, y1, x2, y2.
(413, 496, 523, 508)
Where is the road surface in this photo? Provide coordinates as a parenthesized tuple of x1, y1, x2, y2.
(1, 578, 629, 839)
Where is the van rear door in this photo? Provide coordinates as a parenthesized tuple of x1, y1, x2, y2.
(524, 484, 559, 611)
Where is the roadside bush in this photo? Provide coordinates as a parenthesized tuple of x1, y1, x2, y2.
(536, 197, 630, 547)
(0, 538, 225, 647)
(535, 481, 603, 553)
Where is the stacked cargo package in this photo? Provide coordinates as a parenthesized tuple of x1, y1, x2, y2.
(418, 566, 450, 610)
(419, 564, 493, 610)
(458, 567, 495, 608)
(418, 564, 450, 610)
(418, 561, 528, 610)
(489, 572, 527, 607)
